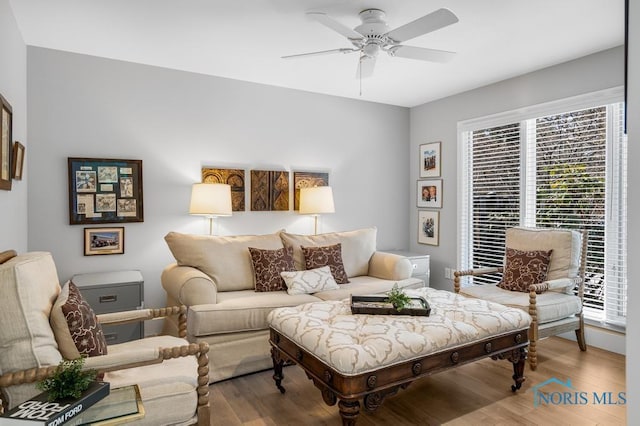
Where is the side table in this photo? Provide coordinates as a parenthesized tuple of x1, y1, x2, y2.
(381, 250, 430, 287)
(71, 270, 144, 344)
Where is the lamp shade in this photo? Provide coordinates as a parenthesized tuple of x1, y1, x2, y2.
(299, 186, 335, 215)
(189, 183, 232, 217)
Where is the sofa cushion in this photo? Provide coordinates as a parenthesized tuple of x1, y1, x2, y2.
(281, 266, 339, 295)
(188, 290, 320, 336)
(280, 227, 377, 277)
(0, 252, 63, 408)
(312, 275, 424, 301)
(50, 281, 108, 359)
(497, 248, 553, 293)
(165, 231, 284, 292)
(301, 243, 349, 284)
(248, 246, 295, 292)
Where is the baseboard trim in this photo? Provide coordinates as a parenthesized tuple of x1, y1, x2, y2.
(558, 324, 625, 355)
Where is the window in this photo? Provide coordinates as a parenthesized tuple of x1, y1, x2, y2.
(458, 88, 627, 327)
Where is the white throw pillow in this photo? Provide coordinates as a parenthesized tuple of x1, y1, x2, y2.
(280, 266, 339, 295)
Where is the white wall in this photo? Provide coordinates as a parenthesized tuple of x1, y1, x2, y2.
(26, 47, 410, 327)
(409, 46, 623, 290)
(0, 0, 27, 251)
(625, 0, 639, 417)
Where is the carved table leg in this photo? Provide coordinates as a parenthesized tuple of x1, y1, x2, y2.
(509, 347, 527, 392)
(338, 399, 360, 426)
(271, 346, 286, 394)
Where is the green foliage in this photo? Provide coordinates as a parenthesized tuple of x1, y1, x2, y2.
(386, 283, 412, 311)
(36, 358, 97, 401)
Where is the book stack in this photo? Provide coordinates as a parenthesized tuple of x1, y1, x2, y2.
(1, 381, 110, 425)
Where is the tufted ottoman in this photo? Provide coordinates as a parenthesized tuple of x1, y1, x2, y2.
(267, 287, 531, 425)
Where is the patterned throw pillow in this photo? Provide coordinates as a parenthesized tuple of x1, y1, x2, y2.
(301, 243, 350, 284)
(498, 248, 553, 292)
(280, 266, 340, 295)
(50, 281, 108, 359)
(249, 246, 295, 292)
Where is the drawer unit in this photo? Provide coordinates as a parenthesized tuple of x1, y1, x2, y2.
(381, 251, 430, 287)
(71, 270, 144, 344)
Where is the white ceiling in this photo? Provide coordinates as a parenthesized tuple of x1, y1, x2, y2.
(8, 0, 625, 107)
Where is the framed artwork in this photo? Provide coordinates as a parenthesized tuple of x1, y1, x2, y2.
(419, 142, 441, 178)
(84, 227, 124, 256)
(68, 158, 144, 225)
(11, 141, 24, 180)
(417, 179, 442, 208)
(0, 94, 12, 190)
(250, 170, 289, 211)
(293, 171, 329, 210)
(202, 167, 245, 211)
(418, 210, 439, 246)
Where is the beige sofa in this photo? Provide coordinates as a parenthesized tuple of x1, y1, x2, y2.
(161, 227, 423, 383)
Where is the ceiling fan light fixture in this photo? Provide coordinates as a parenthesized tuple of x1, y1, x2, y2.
(363, 43, 380, 58)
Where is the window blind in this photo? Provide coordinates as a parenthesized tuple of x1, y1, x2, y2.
(458, 94, 627, 327)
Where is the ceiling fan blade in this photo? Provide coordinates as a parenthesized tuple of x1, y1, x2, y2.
(356, 55, 376, 79)
(307, 12, 364, 41)
(386, 8, 458, 43)
(388, 45, 456, 63)
(282, 48, 358, 59)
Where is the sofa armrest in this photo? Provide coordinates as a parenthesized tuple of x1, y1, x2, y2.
(162, 263, 218, 306)
(368, 252, 412, 280)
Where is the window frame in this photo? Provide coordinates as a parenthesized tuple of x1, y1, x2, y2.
(456, 87, 626, 329)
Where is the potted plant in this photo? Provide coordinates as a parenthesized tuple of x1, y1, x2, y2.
(386, 283, 412, 311)
(37, 358, 97, 401)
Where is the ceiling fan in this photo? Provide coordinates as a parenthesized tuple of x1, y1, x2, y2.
(283, 8, 459, 78)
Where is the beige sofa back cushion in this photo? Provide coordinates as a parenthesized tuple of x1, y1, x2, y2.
(0, 252, 63, 408)
(280, 227, 377, 278)
(165, 231, 284, 291)
(505, 227, 583, 281)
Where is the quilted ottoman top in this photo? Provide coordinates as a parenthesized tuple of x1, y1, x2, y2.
(267, 287, 531, 375)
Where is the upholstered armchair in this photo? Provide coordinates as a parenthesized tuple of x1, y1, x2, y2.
(0, 251, 211, 425)
(454, 227, 588, 370)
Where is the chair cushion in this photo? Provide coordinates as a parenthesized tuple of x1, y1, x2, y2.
(165, 231, 284, 291)
(280, 227, 377, 278)
(50, 281, 108, 359)
(497, 248, 552, 292)
(302, 243, 349, 284)
(0, 252, 63, 408)
(104, 335, 198, 426)
(248, 246, 295, 292)
(280, 266, 339, 295)
(505, 227, 582, 282)
(460, 284, 582, 324)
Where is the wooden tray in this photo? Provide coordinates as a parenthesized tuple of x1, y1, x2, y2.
(350, 295, 431, 316)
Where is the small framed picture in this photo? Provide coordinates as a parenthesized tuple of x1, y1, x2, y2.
(84, 227, 125, 256)
(418, 210, 439, 246)
(417, 179, 442, 208)
(11, 141, 25, 180)
(419, 142, 441, 178)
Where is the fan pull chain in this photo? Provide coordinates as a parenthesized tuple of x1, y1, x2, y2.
(359, 56, 363, 96)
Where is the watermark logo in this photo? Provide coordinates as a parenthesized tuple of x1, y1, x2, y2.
(530, 377, 626, 407)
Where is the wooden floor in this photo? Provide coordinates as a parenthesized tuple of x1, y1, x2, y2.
(209, 337, 626, 425)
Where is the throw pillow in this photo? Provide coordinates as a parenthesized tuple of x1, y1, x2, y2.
(280, 266, 340, 295)
(301, 243, 350, 284)
(497, 248, 553, 292)
(249, 246, 295, 292)
(50, 281, 108, 359)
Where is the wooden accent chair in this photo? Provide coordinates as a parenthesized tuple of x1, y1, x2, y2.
(0, 252, 211, 425)
(454, 227, 588, 370)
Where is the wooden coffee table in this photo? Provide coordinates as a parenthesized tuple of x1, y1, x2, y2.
(268, 288, 530, 425)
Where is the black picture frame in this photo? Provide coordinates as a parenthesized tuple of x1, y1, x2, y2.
(68, 157, 143, 225)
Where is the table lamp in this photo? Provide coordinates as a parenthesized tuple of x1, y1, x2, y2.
(299, 186, 335, 235)
(189, 183, 232, 235)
